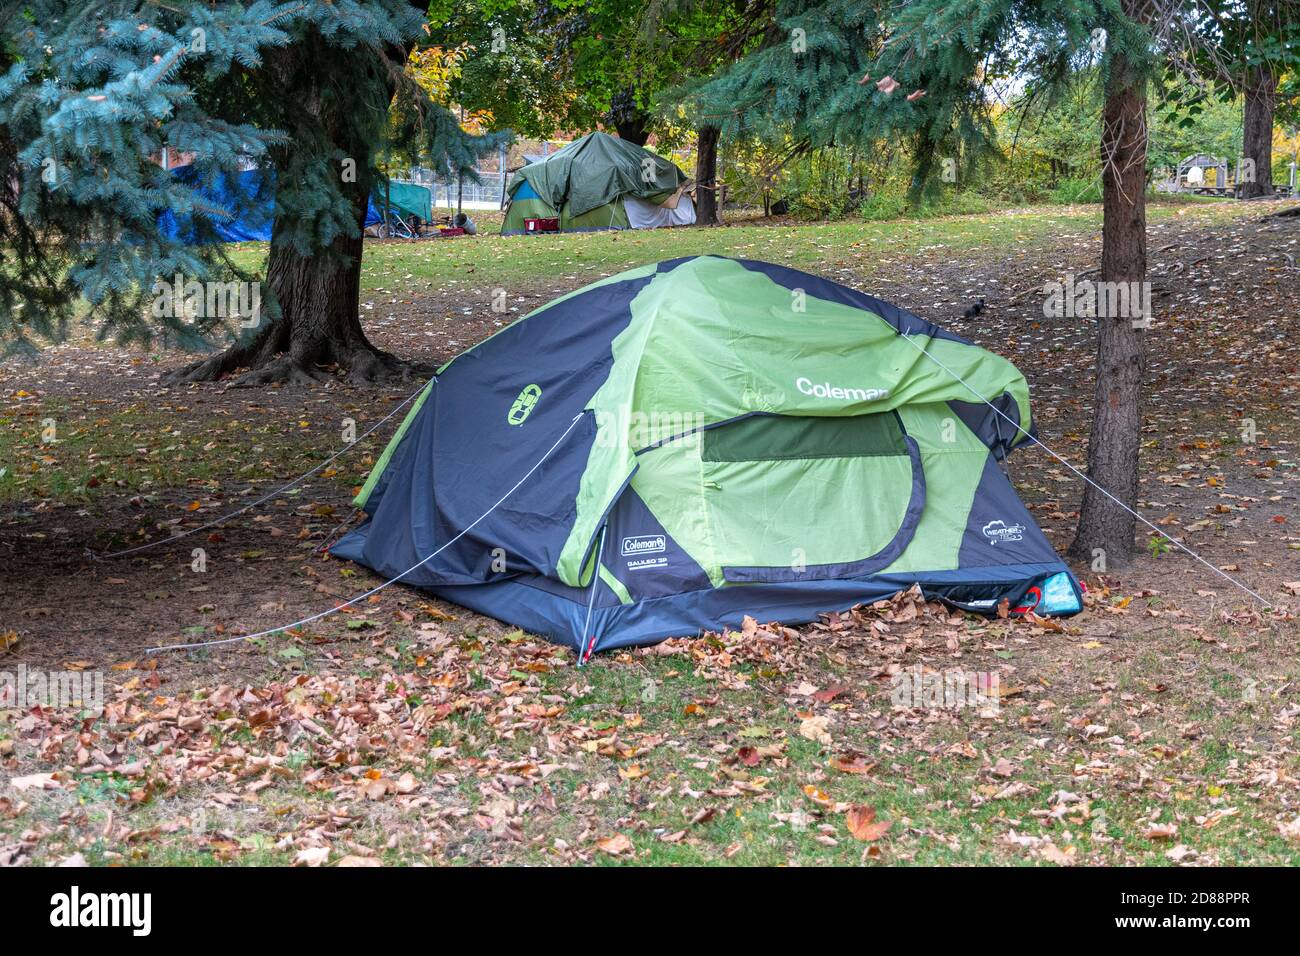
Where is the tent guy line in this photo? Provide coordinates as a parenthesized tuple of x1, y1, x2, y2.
(144, 411, 588, 654)
(87, 379, 429, 562)
(894, 330, 1276, 611)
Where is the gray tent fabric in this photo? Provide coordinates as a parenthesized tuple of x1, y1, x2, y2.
(624, 194, 697, 228)
(506, 132, 688, 219)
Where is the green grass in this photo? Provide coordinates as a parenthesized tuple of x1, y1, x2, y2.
(218, 199, 1246, 294)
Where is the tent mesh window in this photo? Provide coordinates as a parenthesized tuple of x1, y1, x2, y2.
(702, 412, 907, 462)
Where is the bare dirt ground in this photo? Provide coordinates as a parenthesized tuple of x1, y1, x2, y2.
(1, 203, 1298, 866)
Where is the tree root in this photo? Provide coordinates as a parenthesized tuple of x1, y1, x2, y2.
(337, 344, 423, 385)
(162, 336, 434, 388)
(161, 323, 282, 386)
(225, 356, 333, 387)
(161, 340, 261, 386)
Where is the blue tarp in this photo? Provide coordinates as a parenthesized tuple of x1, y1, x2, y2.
(160, 165, 399, 243)
(158, 165, 275, 243)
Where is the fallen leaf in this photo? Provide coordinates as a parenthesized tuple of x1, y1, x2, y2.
(799, 715, 832, 745)
(294, 847, 330, 867)
(846, 805, 892, 841)
(1040, 843, 1074, 865)
(1143, 823, 1178, 841)
(10, 773, 59, 791)
(1278, 818, 1300, 842)
(813, 684, 850, 703)
(802, 785, 834, 807)
(831, 755, 876, 775)
(596, 833, 634, 856)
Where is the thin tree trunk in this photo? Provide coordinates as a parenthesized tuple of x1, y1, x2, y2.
(1241, 62, 1277, 198)
(1069, 46, 1148, 568)
(615, 117, 650, 146)
(695, 124, 721, 225)
(611, 89, 651, 146)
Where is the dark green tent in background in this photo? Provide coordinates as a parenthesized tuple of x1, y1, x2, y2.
(501, 132, 695, 234)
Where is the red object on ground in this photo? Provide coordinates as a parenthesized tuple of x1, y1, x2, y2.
(525, 217, 560, 233)
(1012, 585, 1043, 615)
(438, 227, 466, 237)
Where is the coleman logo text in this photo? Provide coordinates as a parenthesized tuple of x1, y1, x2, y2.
(795, 377, 889, 403)
(621, 535, 666, 556)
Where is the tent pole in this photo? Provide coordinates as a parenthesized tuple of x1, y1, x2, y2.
(576, 523, 609, 666)
(499, 143, 508, 211)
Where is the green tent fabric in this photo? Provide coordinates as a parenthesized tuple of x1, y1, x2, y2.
(500, 196, 632, 233)
(374, 178, 432, 221)
(560, 198, 630, 231)
(334, 256, 1083, 659)
(501, 192, 558, 230)
(502, 132, 686, 234)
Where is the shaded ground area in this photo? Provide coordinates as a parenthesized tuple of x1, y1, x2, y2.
(1, 200, 1298, 866)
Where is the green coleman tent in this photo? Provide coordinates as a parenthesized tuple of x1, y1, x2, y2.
(501, 131, 693, 235)
(333, 256, 1081, 660)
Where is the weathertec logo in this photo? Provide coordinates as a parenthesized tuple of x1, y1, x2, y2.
(50, 886, 151, 936)
(982, 519, 1025, 545)
(795, 377, 889, 403)
(621, 535, 666, 557)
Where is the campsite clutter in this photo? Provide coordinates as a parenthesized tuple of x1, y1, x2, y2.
(159, 164, 469, 243)
(1155, 153, 1298, 198)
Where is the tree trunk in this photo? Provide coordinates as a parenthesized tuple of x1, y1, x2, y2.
(1241, 62, 1277, 198)
(614, 114, 650, 146)
(1068, 47, 1148, 568)
(164, 210, 422, 387)
(695, 125, 721, 226)
(164, 34, 427, 387)
(607, 86, 651, 146)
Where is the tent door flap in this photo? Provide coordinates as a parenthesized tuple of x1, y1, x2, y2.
(704, 412, 927, 584)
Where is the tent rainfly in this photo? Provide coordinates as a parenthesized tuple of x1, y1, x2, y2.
(501, 131, 695, 234)
(333, 257, 1082, 659)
